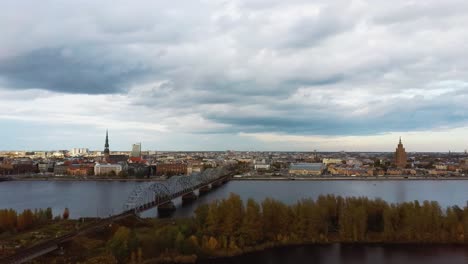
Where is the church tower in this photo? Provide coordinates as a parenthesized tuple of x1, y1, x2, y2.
(394, 137, 407, 168)
(104, 130, 110, 163)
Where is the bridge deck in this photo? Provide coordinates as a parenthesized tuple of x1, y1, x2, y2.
(0, 171, 233, 264)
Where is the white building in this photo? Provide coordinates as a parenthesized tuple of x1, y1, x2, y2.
(254, 163, 271, 170)
(94, 164, 122, 176)
(346, 158, 363, 166)
(51, 152, 65, 158)
(131, 143, 142, 158)
(33, 152, 47, 159)
(322, 158, 343, 165)
(71, 148, 89, 156)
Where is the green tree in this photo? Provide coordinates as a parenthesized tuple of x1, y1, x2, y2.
(241, 198, 263, 245)
(107, 226, 131, 263)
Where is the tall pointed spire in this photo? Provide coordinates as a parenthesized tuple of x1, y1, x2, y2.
(399, 136, 402, 144)
(104, 129, 110, 162)
(105, 129, 109, 148)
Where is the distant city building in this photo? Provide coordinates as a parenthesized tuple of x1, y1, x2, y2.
(127, 163, 150, 178)
(54, 164, 69, 176)
(38, 162, 54, 173)
(156, 163, 187, 176)
(254, 159, 271, 170)
(110, 155, 129, 163)
(289, 163, 325, 175)
(322, 158, 343, 165)
(94, 163, 122, 176)
(346, 158, 363, 167)
(33, 152, 47, 159)
(67, 164, 94, 176)
(394, 137, 407, 168)
(131, 143, 142, 158)
(254, 163, 271, 170)
(70, 148, 89, 156)
(51, 151, 65, 158)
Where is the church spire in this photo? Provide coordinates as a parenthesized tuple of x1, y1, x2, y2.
(105, 129, 109, 148)
(104, 129, 110, 162)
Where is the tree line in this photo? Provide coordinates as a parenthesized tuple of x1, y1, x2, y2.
(103, 193, 468, 263)
(0, 208, 53, 233)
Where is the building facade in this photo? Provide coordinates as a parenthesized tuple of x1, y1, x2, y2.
(67, 164, 94, 176)
(156, 163, 188, 176)
(54, 164, 69, 176)
(394, 137, 407, 168)
(289, 163, 325, 175)
(70, 148, 89, 156)
(94, 164, 122, 176)
(131, 143, 142, 158)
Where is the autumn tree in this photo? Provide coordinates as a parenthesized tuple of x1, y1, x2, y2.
(63, 208, 70, 220)
(108, 226, 131, 263)
(241, 198, 263, 246)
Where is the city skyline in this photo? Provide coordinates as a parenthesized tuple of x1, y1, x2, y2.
(1, 130, 468, 153)
(1, 1, 468, 151)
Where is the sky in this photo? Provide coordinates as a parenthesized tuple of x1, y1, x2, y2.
(1, 0, 468, 152)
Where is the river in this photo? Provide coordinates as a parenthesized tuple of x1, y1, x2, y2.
(1, 180, 467, 218)
(2, 180, 468, 263)
(199, 244, 468, 264)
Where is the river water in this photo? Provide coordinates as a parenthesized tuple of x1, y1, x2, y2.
(1, 180, 467, 218)
(1, 180, 468, 263)
(199, 244, 468, 264)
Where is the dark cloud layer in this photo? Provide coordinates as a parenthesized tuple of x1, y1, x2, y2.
(0, 47, 151, 94)
(1, 0, 468, 140)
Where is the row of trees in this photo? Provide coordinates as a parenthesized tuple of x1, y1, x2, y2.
(192, 194, 468, 248)
(104, 194, 468, 262)
(0, 208, 53, 232)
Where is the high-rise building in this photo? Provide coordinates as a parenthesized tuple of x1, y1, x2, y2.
(70, 148, 89, 156)
(394, 137, 407, 168)
(104, 130, 110, 162)
(131, 143, 142, 158)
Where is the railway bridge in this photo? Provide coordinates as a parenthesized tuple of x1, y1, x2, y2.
(0, 166, 234, 264)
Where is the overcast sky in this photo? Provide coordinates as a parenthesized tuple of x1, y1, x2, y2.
(1, 0, 468, 152)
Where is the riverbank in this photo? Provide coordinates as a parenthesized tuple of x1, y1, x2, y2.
(200, 240, 468, 262)
(7, 192, 468, 264)
(8, 176, 165, 182)
(198, 242, 468, 264)
(233, 175, 468, 181)
(6, 175, 468, 182)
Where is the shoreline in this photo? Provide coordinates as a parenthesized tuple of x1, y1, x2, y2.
(4, 175, 468, 182)
(5, 177, 165, 182)
(201, 241, 468, 262)
(233, 176, 468, 181)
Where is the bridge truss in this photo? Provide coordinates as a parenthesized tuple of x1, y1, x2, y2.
(124, 166, 230, 213)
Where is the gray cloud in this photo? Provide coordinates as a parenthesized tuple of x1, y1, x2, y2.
(0, 47, 152, 94)
(1, 0, 468, 141)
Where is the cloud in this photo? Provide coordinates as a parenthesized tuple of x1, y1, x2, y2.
(0, 0, 468, 150)
(0, 47, 152, 94)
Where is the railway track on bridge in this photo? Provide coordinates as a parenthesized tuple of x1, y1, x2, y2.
(0, 166, 234, 264)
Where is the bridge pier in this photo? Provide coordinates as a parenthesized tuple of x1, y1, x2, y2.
(199, 185, 211, 195)
(211, 180, 223, 188)
(157, 201, 176, 217)
(182, 192, 197, 203)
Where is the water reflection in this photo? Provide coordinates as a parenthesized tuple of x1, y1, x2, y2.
(1, 180, 468, 218)
(199, 244, 468, 264)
